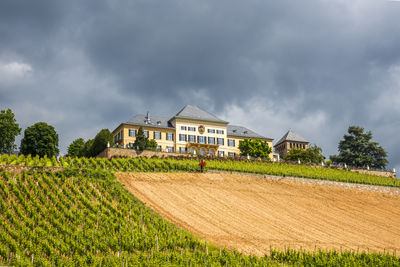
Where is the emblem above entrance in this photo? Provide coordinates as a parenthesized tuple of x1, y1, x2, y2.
(198, 125, 205, 134)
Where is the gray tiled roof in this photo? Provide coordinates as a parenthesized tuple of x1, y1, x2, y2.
(227, 125, 272, 140)
(173, 105, 228, 123)
(274, 130, 308, 146)
(125, 114, 174, 129)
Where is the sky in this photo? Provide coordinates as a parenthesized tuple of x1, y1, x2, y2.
(0, 0, 399, 173)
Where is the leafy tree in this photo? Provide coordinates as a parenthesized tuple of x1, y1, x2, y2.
(147, 139, 158, 150)
(133, 127, 158, 150)
(330, 126, 388, 169)
(67, 138, 85, 157)
(239, 138, 272, 159)
(0, 109, 21, 154)
(89, 129, 113, 157)
(284, 144, 325, 164)
(20, 122, 59, 157)
(82, 139, 94, 157)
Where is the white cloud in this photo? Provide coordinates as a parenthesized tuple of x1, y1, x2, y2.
(0, 61, 32, 84)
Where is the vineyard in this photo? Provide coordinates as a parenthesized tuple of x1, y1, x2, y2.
(1, 154, 399, 188)
(0, 154, 399, 266)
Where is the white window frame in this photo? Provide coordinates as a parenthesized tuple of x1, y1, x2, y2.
(166, 133, 174, 141)
(179, 134, 187, 142)
(154, 131, 161, 140)
(217, 138, 224, 145)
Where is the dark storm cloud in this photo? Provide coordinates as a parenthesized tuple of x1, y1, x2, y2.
(0, 0, 399, 173)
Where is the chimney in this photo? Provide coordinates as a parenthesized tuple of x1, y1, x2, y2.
(145, 111, 151, 124)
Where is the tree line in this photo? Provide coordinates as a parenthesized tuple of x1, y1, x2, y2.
(0, 108, 390, 169)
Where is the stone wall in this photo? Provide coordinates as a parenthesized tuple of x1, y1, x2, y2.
(349, 168, 396, 178)
(97, 147, 195, 159)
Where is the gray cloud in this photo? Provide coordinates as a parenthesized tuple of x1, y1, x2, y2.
(0, 0, 399, 173)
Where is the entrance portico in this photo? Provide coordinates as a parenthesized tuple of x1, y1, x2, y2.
(186, 143, 219, 156)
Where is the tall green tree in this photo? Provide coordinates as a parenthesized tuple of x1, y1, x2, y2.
(67, 138, 85, 157)
(82, 139, 94, 157)
(133, 127, 158, 150)
(0, 109, 21, 154)
(284, 144, 325, 164)
(239, 138, 272, 159)
(330, 126, 388, 169)
(89, 129, 113, 157)
(20, 122, 59, 157)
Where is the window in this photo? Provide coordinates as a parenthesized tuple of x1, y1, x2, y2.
(228, 152, 235, 157)
(188, 127, 196, 131)
(181, 126, 187, 130)
(143, 130, 149, 138)
(179, 134, 187, 142)
(197, 136, 206, 144)
(156, 145, 162, 151)
(216, 130, 224, 134)
(218, 151, 225, 157)
(166, 133, 174, 141)
(129, 129, 136, 137)
(166, 146, 174, 153)
(228, 139, 235, 147)
(114, 130, 122, 142)
(188, 135, 196, 143)
(217, 138, 224, 145)
(179, 147, 187, 153)
(207, 129, 215, 133)
(208, 137, 215, 145)
(209, 150, 215, 156)
(153, 131, 161, 140)
(199, 149, 205, 155)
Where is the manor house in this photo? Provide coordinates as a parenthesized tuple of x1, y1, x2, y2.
(112, 105, 273, 159)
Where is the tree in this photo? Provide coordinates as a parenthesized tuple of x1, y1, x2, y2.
(67, 138, 85, 157)
(0, 109, 21, 154)
(238, 138, 272, 159)
(147, 139, 158, 150)
(134, 127, 148, 150)
(330, 126, 388, 169)
(284, 144, 325, 164)
(20, 122, 59, 157)
(81, 139, 94, 157)
(89, 129, 113, 157)
(133, 127, 158, 150)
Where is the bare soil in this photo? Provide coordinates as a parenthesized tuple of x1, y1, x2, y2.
(117, 172, 400, 256)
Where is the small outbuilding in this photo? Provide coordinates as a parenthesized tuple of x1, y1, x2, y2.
(274, 130, 309, 159)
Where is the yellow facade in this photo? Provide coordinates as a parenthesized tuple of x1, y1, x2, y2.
(112, 105, 273, 158)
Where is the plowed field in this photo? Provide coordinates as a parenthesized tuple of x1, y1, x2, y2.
(117, 172, 400, 256)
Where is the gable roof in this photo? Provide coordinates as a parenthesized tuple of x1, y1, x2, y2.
(173, 105, 228, 123)
(125, 114, 174, 129)
(274, 130, 308, 147)
(227, 125, 273, 140)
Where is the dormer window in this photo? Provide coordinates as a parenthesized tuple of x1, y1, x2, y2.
(157, 121, 161, 126)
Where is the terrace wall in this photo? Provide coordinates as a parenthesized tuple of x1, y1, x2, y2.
(97, 147, 192, 159)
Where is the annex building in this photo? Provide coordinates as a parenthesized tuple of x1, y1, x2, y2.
(112, 105, 273, 158)
(274, 130, 309, 159)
